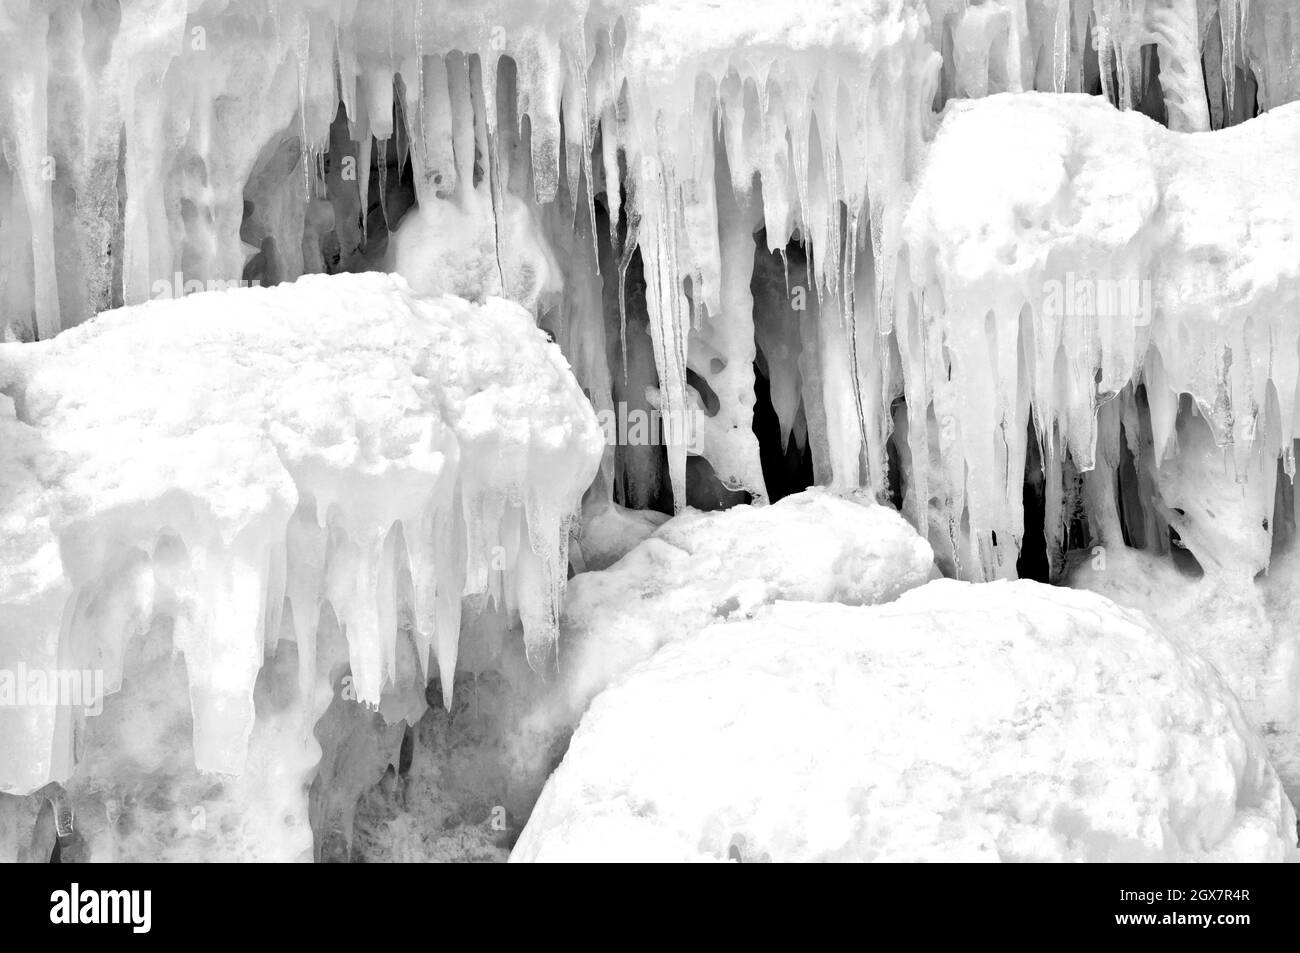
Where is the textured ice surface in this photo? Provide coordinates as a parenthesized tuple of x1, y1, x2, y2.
(514, 580, 1299, 862)
(0, 271, 603, 796)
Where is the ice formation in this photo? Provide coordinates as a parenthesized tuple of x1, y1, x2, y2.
(0, 272, 602, 797)
(3, 0, 1296, 537)
(899, 93, 1300, 580)
(514, 581, 1299, 862)
(0, 0, 1299, 860)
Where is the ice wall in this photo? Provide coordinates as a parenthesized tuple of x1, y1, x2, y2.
(0, 272, 603, 794)
(3, 0, 1298, 521)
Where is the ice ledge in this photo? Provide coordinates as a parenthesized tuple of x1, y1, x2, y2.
(0, 272, 604, 791)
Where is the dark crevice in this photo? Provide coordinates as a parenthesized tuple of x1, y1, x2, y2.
(752, 354, 813, 502)
(1018, 421, 1050, 583)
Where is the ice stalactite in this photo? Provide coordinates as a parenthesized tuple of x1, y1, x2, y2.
(2, 0, 1298, 343)
(0, 273, 603, 797)
(942, 0, 1033, 99)
(0, 0, 58, 340)
(900, 92, 1300, 580)
(602, 1, 941, 507)
(929, 0, 1300, 130)
(1081, 0, 1211, 131)
(1145, 0, 1212, 130)
(1, 0, 1297, 539)
(0, 1, 1296, 572)
(1239, 0, 1300, 113)
(688, 152, 767, 502)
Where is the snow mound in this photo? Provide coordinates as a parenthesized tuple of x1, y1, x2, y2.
(514, 580, 1299, 862)
(1067, 543, 1300, 809)
(526, 488, 935, 736)
(0, 272, 603, 792)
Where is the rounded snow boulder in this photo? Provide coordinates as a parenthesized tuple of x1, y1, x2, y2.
(513, 488, 936, 752)
(512, 580, 1299, 862)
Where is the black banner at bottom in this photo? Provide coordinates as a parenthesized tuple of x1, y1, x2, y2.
(0, 863, 1290, 942)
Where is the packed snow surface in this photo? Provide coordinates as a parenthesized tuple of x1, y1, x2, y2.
(520, 488, 935, 746)
(1069, 543, 1300, 807)
(514, 581, 1299, 862)
(0, 272, 603, 793)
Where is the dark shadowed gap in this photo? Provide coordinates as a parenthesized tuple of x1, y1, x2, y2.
(884, 398, 906, 513)
(1135, 44, 1169, 127)
(1115, 421, 1148, 550)
(1018, 421, 1050, 582)
(1272, 454, 1296, 558)
(593, 184, 673, 515)
(751, 356, 813, 502)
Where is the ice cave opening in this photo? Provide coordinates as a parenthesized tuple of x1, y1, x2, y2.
(1, 0, 1299, 863)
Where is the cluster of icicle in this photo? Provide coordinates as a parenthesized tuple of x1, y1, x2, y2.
(927, 0, 1299, 130)
(898, 90, 1300, 579)
(0, 0, 1293, 324)
(0, 273, 605, 793)
(1, 1, 1298, 569)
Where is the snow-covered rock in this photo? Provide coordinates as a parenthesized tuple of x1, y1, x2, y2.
(514, 580, 1299, 862)
(0, 271, 603, 797)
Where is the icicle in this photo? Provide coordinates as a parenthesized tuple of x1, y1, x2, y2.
(1051, 0, 1072, 93)
(376, 137, 390, 234)
(294, 13, 313, 203)
(635, 149, 692, 510)
(1221, 0, 1241, 114)
(688, 146, 767, 501)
